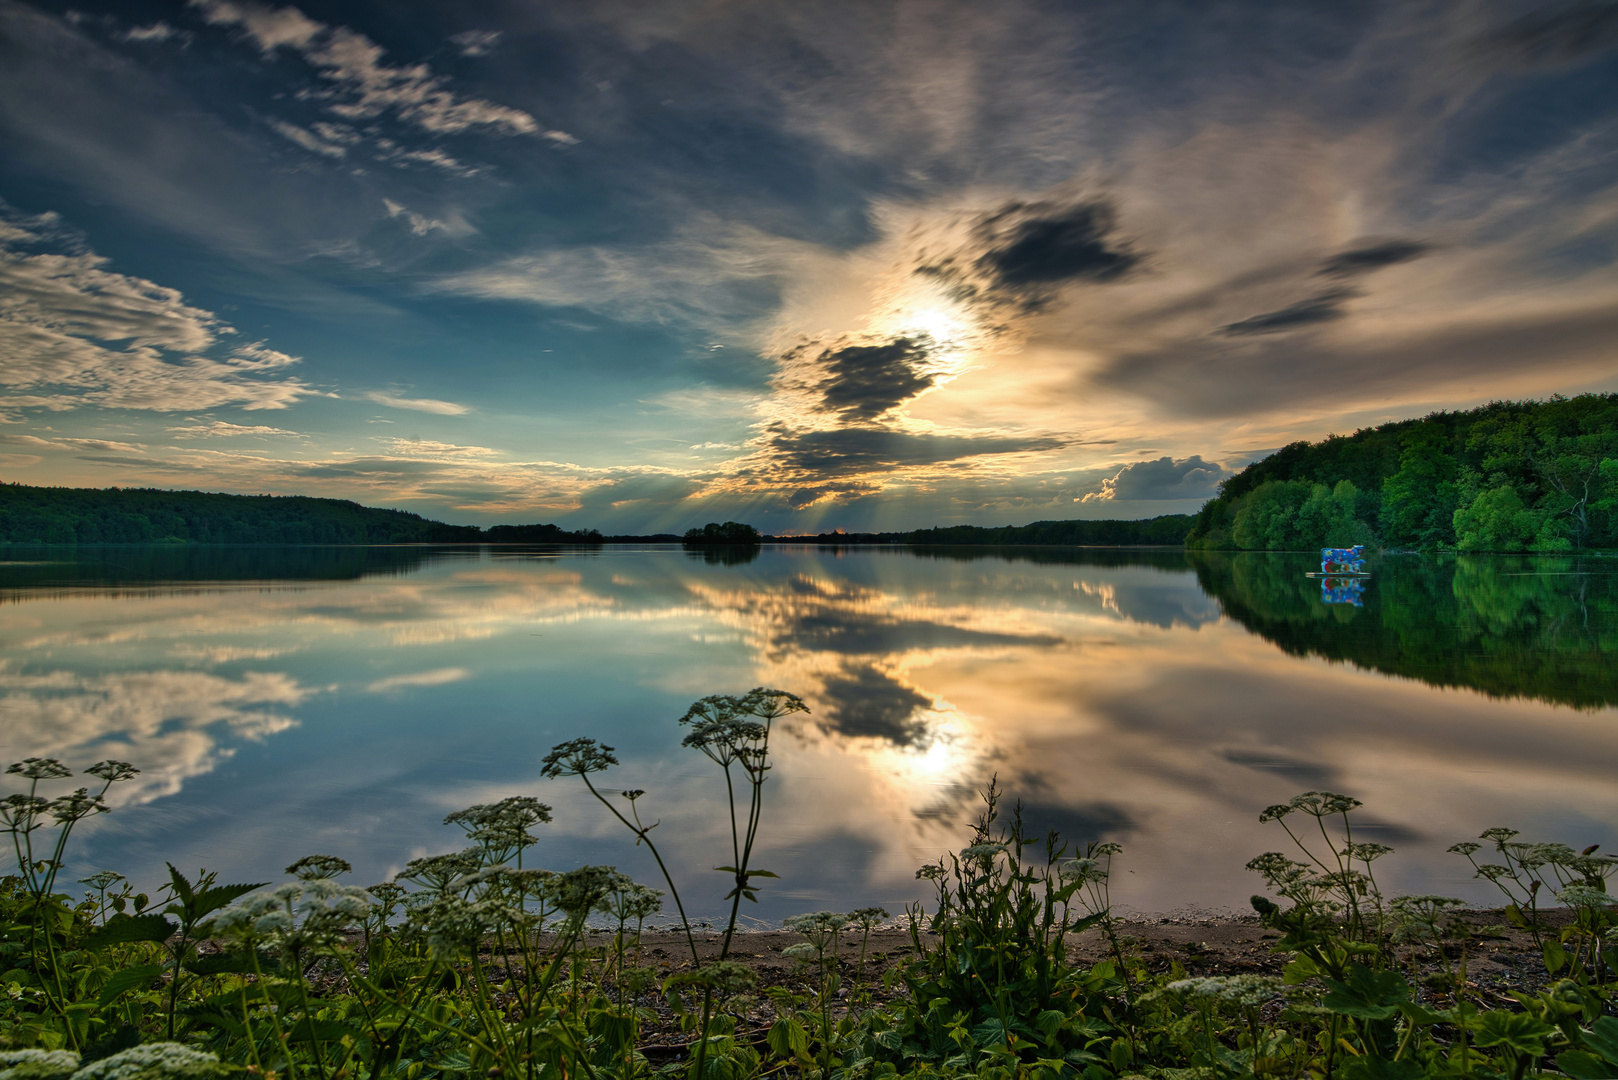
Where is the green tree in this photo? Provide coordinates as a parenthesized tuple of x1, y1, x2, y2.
(1452, 485, 1551, 552)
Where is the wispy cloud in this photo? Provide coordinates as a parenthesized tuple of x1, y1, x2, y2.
(0, 207, 311, 413)
(190, 0, 547, 137)
(363, 391, 471, 415)
(365, 667, 470, 693)
(449, 30, 501, 58)
(167, 420, 305, 439)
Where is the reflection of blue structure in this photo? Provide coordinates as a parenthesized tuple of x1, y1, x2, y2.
(1321, 545, 1366, 575)
(1321, 577, 1365, 606)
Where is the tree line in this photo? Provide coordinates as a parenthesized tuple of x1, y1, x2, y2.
(0, 485, 600, 545)
(1188, 393, 1618, 551)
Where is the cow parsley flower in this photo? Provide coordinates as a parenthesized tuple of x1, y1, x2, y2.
(398, 850, 482, 892)
(285, 855, 352, 880)
(540, 738, 618, 778)
(1163, 975, 1284, 1009)
(6, 759, 71, 781)
(68, 1042, 227, 1080)
(85, 761, 139, 783)
(0, 1049, 80, 1080)
(1557, 885, 1616, 910)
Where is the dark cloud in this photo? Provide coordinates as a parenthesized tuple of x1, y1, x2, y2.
(1316, 240, 1430, 278)
(974, 201, 1140, 289)
(1221, 750, 1337, 790)
(783, 612, 1061, 655)
(1100, 302, 1618, 419)
(1092, 455, 1228, 501)
(816, 667, 932, 745)
(770, 427, 1064, 476)
(918, 199, 1142, 313)
(75, 455, 196, 471)
(810, 337, 934, 420)
(1477, 1, 1618, 66)
(1218, 288, 1356, 336)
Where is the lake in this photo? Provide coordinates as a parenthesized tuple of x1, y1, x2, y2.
(2, 543, 1615, 921)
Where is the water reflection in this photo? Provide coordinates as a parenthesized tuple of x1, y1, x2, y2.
(0, 545, 1613, 919)
(1194, 551, 1618, 708)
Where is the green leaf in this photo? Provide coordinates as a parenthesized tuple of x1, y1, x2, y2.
(1338, 1057, 1426, 1080)
(1558, 1050, 1618, 1080)
(1544, 938, 1569, 974)
(767, 1017, 810, 1060)
(748, 869, 780, 879)
(189, 883, 267, 921)
(185, 949, 274, 976)
(1320, 963, 1410, 1020)
(165, 863, 195, 909)
(1397, 1001, 1449, 1027)
(82, 913, 178, 948)
(1585, 1016, 1618, 1065)
(288, 1017, 358, 1043)
(1473, 1009, 1555, 1056)
(96, 964, 163, 1008)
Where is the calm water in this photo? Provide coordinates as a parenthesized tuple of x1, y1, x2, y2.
(2, 544, 1615, 920)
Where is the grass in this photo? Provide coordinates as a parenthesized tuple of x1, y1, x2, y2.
(1, 691, 1616, 1080)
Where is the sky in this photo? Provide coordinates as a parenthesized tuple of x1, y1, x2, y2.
(0, 0, 1616, 533)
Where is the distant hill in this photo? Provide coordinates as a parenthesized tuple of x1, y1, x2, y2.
(0, 484, 594, 545)
(1187, 393, 1618, 552)
(0, 482, 1199, 548)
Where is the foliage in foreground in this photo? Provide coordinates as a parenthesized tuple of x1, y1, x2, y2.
(2, 698, 1616, 1080)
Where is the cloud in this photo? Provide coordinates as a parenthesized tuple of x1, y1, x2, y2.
(449, 30, 501, 57)
(1218, 288, 1358, 336)
(1474, 1, 1618, 67)
(1081, 455, 1229, 503)
(190, 0, 544, 136)
(768, 427, 1064, 477)
(797, 336, 936, 421)
(268, 119, 346, 158)
(0, 434, 146, 454)
(0, 662, 311, 805)
(816, 667, 933, 745)
(381, 198, 473, 238)
(0, 212, 311, 412)
(123, 22, 181, 43)
(375, 438, 496, 456)
(1316, 240, 1431, 278)
(391, 147, 478, 176)
(363, 391, 471, 415)
(917, 199, 1143, 313)
(431, 222, 808, 334)
(365, 667, 470, 693)
(167, 420, 304, 438)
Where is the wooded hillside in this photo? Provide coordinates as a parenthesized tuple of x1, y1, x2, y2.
(1187, 394, 1618, 551)
(0, 485, 602, 544)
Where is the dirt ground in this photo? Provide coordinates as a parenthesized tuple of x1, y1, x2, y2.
(566, 909, 1570, 1057)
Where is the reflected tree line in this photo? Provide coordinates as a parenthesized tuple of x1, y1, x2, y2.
(1193, 551, 1618, 709)
(5, 543, 1612, 712)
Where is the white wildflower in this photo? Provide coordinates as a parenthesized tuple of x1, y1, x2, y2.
(1557, 885, 1616, 909)
(1164, 974, 1284, 1009)
(0, 1049, 81, 1080)
(69, 1043, 226, 1080)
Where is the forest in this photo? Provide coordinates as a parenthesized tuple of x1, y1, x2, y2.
(780, 515, 1195, 546)
(0, 485, 599, 545)
(1187, 394, 1618, 552)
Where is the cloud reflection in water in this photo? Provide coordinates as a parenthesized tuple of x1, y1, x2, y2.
(0, 545, 1613, 919)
